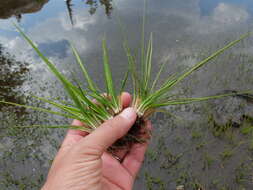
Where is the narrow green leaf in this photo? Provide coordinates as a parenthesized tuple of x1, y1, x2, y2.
(151, 59, 168, 92)
(113, 5, 139, 103)
(151, 91, 252, 108)
(32, 95, 82, 115)
(140, 0, 147, 88)
(123, 42, 140, 103)
(102, 38, 118, 109)
(137, 73, 178, 112)
(72, 78, 111, 120)
(14, 24, 89, 116)
(120, 69, 129, 94)
(143, 33, 153, 93)
(0, 100, 79, 120)
(13, 125, 93, 132)
(71, 44, 98, 92)
(163, 32, 252, 92)
(142, 32, 252, 110)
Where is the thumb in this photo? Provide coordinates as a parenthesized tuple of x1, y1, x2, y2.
(78, 107, 137, 155)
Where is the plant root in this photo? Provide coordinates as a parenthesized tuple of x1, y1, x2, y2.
(108, 116, 151, 153)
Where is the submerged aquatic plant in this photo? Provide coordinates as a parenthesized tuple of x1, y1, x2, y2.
(0, 22, 252, 151)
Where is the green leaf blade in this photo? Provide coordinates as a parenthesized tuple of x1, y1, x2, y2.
(13, 125, 93, 133)
(102, 38, 118, 109)
(163, 32, 252, 92)
(71, 44, 98, 93)
(0, 100, 80, 120)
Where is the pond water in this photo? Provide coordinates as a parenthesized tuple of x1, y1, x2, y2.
(1, 0, 253, 189)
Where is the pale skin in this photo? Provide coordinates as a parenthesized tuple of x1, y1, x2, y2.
(42, 92, 151, 190)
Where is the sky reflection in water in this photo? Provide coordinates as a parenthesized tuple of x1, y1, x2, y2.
(0, 0, 253, 189)
(0, 0, 252, 86)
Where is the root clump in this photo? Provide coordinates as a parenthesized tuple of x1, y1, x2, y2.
(108, 116, 151, 152)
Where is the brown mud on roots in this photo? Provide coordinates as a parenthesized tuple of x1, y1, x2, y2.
(108, 116, 151, 153)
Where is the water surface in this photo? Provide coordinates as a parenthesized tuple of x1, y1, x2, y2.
(1, 0, 253, 189)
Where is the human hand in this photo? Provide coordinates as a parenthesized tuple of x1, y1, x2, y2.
(42, 92, 151, 190)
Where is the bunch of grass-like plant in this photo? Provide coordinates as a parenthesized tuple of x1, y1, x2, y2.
(0, 23, 252, 151)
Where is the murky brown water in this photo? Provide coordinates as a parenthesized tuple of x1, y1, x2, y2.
(1, 0, 253, 189)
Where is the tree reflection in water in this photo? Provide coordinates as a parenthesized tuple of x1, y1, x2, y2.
(65, 0, 113, 25)
(86, 0, 113, 17)
(0, 0, 49, 22)
(66, 0, 74, 25)
(0, 0, 112, 24)
(0, 45, 29, 116)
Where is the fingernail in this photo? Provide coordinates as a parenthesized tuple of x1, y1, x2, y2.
(120, 107, 136, 119)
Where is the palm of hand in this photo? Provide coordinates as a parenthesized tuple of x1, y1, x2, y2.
(101, 148, 144, 190)
(42, 93, 150, 190)
(45, 123, 148, 190)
